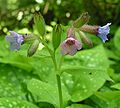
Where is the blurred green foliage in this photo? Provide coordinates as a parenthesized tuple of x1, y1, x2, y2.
(0, 0, 120, 35)
(0, 0, 120, 108)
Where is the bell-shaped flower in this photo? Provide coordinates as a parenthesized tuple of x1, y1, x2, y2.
(97, 23, 111, 43)
(6, 31, 24, 51)
(60, 28, 82, 56)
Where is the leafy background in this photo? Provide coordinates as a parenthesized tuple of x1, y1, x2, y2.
(0, 0, 120, 108)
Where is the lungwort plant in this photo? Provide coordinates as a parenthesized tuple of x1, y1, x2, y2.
(5, 12, 111, 108)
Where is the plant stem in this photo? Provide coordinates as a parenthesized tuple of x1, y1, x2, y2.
(42, 38, 63, 108)
(56, 74, 63, 108)
(54, 54, 63, 108)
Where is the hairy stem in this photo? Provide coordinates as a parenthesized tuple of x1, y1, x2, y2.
(56, 74, 63, 108)
(41, 38, 63, 108)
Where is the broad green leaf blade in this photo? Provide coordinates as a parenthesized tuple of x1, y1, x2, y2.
(67, 104, 93, 108)
(65, 45, 110, 69)
(34, 13, 46, 36)
(30, 56, 56, 83)
(94, 91, 120, 108)
(111, 83, 120, 90)
(38, 102, 54, 108)
(61, 45, 111, 102)
(52, 24, 62, 51)
(1, 52, 33, 72)
(0, 64, 25, 98)
(27, 78, 70, 108)
(0, 98, 38, 108)
(62, 66, 105, 76)
(114, 28, 120, 52)
(0, 64, 36, 99)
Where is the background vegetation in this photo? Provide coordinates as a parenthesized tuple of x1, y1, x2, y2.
(0, 0, 120, 108)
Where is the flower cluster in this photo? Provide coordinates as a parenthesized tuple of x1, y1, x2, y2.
(5, 13, 111, 57)
(60, 23, 111, 56)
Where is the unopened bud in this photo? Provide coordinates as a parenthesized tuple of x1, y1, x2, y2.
(73, 12, 90, 28)
(80, 25, 98, 34)
(79, 31, 93, 47)
(67, 28, 75, 38)
(52, 24, 62, 51)
(27, 39, 39, 57)
(34, 13, 46, 37)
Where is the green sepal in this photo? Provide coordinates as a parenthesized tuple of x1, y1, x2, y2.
(73, 12, 90, 28)
(23, 34, 38, 44)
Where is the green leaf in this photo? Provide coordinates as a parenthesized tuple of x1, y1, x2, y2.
(67, 104, 93, 108)
(34, 13, 46, 36)
(0, 64, 36, 99)
(1, 53, 33, 72)
(114, 28, 120, 51)
(0, 98, 38, 108)
(61, 66, 106, 76)
(73, 12, 90, 28)
(27, 39, 39, 57)
(61, 45, 111, 102)
(30, 56, 56, 84)
(111, 83, 120, 90)
(52, 24, 62, 51)
(38, 102, 54, 108)
(94, 91, 120, 108)
(27, 78, 70, 108)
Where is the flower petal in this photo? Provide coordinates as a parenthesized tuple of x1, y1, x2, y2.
(6, 31, 24, 51)
(9, 31, 18, 38)
(10, 42, 21, 51)
(6, 35, 15, 43)
(60, 41, 78, 56)
(60, 28, 82, 56)
(75, 40, 82, 50)
(68, 45, 77, 56)
(60, 41, 69, 55)
(17, 35, 24, 44)
(98, 23, 111, 42)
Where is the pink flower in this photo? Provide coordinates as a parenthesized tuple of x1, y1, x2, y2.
(60, 28, 82, 56)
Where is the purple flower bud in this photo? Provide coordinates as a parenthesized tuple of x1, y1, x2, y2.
(97, 23, 111, 43)
(6, 31, 24, 51)
(60, 28, 82, 56)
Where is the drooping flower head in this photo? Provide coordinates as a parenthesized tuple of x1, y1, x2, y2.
(6, 31, 24, 51)
(97, 23, 111, 43)
(60, 28, 82, 56)
(79, 23, 111, 43)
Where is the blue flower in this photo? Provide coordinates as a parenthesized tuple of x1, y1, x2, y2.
(97, 23, 111, 43)
(6, 31, 24, 51)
